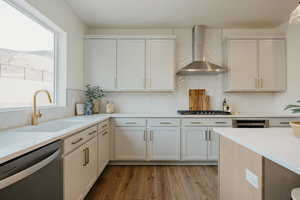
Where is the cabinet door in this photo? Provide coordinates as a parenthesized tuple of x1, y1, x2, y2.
(182, 127, 208, 161)
(98, 130, 110, 175)
(149, 127, 180, 161)
(114, 127, 146, 160)
(86, 39, 117, 90)
(83, 137, 98, 196)
(227, 40, 258, 91)
(259, 40, 286, 91)
(117, 40, 146, 90)
(147, 40, 175, 90)
(207, 129, 219, 161)
(64, 145, 86, 200)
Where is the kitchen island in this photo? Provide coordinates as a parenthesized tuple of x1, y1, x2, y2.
(215, 128, 300, 200)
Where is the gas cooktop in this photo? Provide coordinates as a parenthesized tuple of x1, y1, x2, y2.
(177, 110, 232, 115)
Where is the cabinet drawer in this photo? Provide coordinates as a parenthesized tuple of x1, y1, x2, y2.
(99, 120, 109, 131)
(182, 119, 232, 127)
(112, 118, 146, 127)
(148, 119, 180, 127)
(269, 118, 297, 127)
(64, 125, 97, 155)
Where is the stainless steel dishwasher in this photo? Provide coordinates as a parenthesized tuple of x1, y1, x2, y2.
(0, 140, 63, 200)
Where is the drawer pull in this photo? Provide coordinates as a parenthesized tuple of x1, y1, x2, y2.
(191, 122, 202, 124)
(102, 124, 108, 128)
(102, 131, 109, 136)
(83, 148, 89, 166)
(160, 122, 172, 125)
(215, 122, 227, 124)
(280, 122, 289, 125)
(71, 138, 83, 145)
(89, 130, 97, 136)
(125, 122, 137, 124)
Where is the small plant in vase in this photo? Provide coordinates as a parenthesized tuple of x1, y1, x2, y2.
(84, 84, 104, 115)
(285, 100, 300, 137)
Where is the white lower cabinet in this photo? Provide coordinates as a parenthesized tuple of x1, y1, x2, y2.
(112, 118, 221, 162)
(148, 127, 181, 161)
(114, 127, 147, 160)
(64, 144, 86, 200)
(64, 136, 98, 200)
(207, 129, 219, 161)
(182, 127, 208, 161)
(182, 127, 219, 161)
(98, 129, 110, 175)
(83, 137, 98, 194)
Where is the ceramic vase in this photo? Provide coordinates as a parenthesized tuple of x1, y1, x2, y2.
(93, 99, 100, 114)
(84, 100, 93, 115)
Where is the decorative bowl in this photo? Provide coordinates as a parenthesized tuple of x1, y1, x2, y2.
(290, 122, 300, 137)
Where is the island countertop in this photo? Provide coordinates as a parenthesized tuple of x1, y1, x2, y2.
(214, 128, 300, 175)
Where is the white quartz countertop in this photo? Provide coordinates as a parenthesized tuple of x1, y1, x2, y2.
(105, 113, 300, 118)
(214, 128, 300, 175)
(0, 115, 109, 165)
(1, 112, 300, 166)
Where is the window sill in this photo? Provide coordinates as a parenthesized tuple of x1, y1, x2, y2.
(0, 105, 67, 113)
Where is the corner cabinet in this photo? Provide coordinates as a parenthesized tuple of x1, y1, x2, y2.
(85, 36, 176, 92)
(225, 39, 286, 92)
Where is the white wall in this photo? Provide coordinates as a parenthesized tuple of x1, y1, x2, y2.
(88, 27, 277, 114)
(273, 23, 300, 113)
(26, 0, 87, 90)
(0, 0, 87, 130)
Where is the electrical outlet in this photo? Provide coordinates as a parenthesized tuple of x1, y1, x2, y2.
(245, 169, 259, 189)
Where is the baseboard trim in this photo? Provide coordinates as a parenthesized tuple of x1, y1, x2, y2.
(109, 161, 218, 166)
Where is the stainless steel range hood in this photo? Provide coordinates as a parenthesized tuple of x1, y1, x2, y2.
(176, 25, 226, 76)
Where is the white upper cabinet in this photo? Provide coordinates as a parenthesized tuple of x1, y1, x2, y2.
(86, 39, 117, 90)
(259, 40, 286, 91)
(225, 39, 286, 92)
(117, 40, 146, 90)
(85, 36, 176, 92)
(146, 40, 175, 90)
(226, 40, 258, 91)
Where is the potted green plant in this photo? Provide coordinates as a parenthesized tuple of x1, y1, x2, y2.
(285, 100, 300, 113)
(84, 84, 104, 115)
(285, 100, 300, 137)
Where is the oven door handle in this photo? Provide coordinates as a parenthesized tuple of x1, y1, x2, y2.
(0, 148, 61, 190)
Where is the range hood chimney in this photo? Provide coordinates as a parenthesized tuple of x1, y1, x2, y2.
(176, 25, 226, 76)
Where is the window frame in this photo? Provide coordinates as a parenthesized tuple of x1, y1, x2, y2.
(0, 0, 67, 112)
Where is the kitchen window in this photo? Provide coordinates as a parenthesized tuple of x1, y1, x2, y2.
(0, 0, 67, 110)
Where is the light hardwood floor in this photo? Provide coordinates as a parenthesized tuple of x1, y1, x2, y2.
(85, 165, 218, 200)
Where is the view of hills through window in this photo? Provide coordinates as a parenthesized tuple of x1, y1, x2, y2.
(0, 0, 55, 109)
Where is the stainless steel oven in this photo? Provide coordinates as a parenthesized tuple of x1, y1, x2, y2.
(0, 140, 63, 200)
(232, 119, 269, 128)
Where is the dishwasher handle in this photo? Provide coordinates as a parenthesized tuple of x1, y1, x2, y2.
(0, 148, 61, 190)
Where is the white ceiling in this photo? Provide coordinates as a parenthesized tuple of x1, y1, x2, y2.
(66, 0, 298, 28)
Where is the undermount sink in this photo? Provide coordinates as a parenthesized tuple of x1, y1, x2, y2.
(15, 120, 82, 132)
